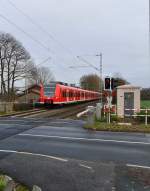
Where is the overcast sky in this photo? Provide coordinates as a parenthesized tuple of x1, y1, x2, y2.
(0, 0, 149, 87)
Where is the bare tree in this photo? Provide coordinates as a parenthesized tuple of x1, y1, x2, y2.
(112, 72, 129, 86)
(80, 74, 103, 91)
(0, 32, 30, 100)
(28, 64, 55, 85)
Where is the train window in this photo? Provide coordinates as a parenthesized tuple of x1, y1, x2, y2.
(44, 84, 56, 97)
(62, 90, 66, 97)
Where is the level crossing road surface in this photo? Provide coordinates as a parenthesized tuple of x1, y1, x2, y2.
(0, 117, 150, 191)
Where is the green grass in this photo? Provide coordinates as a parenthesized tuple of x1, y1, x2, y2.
(0, 175, 29, 191)
(15, 185, 29, 191)
(141, 100, 150, 109)
(85, 121, 150, 133)
(0, 112, 6, 116)
(0, 176, 6, 191)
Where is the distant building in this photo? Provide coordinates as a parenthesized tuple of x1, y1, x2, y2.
(17, 84, 41, 103)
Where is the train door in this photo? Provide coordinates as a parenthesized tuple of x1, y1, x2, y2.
(66, 89, 69, 102)
(73, 90, 75, 101)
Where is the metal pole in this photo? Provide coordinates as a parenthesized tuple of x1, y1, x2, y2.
(25, 75, 27, 103)
(100, 53, 103, 105)
(149, 0, 150, 62)
(149, 0, 150, 49)
(96, 53, 103, 105)
(148, 0, 150, 60)
(25, 66, 28, 103)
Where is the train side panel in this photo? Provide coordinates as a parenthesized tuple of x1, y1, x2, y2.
(40, 83, 100, 105)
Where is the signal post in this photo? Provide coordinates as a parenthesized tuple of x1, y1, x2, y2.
(104, 77, 117, 123)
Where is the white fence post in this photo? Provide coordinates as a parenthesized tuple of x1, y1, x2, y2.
(124, 108, 150, 125)
(145, 109, 148, 126)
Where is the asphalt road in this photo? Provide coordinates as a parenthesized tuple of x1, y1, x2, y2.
(0, 117, 150, 191)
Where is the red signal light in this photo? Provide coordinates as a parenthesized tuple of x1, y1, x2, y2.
(104, 77, 111, 90)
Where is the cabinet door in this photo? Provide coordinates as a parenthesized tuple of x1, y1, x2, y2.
(124, 92, 134, 115)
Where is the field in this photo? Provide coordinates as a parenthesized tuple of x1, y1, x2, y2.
(141, 100, 150, 109)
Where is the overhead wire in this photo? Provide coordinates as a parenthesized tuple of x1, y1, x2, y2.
(77, 56, 100, 71)
(4, 0, 80, 76)
(0, 0, 86, 82)
(6, 0, 79, 65)
(4, 0, 96, 81)
(0, 14, 53, 54)
(0, 14, 70, 70)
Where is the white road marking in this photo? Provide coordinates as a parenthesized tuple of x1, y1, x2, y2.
(79, 163, 93, 170)
(0, 124, 31, 127)
(23, 115, 46, 119)
(126, 164, 150, 169)
(0, 149, 68, 162)
(48, 121, 73, 124)
(19, 133, 150, 145)
(0, 119, 26, 122)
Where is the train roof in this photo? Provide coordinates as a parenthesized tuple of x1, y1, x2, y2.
(45, 81, 100, 94)
(58, 83, 100, 94)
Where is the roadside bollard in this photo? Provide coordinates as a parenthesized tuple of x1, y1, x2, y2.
(96, 103, 102, 120)
(87, 106, 95, 126)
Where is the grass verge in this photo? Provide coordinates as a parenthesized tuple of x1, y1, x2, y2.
(0, 112, 6, 116)
(84, 121, 150, 133)
(0, 176, 6, 191)
(141, 100, 150, 109)
(15, 185, 29, 191)
(0, 175, 29, 191)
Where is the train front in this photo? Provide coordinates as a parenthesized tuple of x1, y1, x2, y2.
(39, 82, 57, 106)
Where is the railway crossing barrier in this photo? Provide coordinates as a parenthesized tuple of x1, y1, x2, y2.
(77, 105, 96, 125)
(77, 104, 115, 125)
(77, 102, 150, 126)
(95, 103, 102, 120)
(87, 106, 95, 125)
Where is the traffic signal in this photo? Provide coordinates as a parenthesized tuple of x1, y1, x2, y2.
(111, 78, 114, 90)
(104, 77, 111, 90)
(111, 78, 118, 90)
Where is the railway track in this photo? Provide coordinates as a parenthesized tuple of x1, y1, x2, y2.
(0, 108, 47, 118)
(11, 109, 48, 117)
(25, 101, 98, 119)
(0, 100, 98, 119)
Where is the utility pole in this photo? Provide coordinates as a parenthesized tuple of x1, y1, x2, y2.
(75, 53, 103, 104)
(149, 0, 150, 57)
(96, 53, 103, 105)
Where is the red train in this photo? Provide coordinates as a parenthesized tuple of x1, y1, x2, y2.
(39, 81, 100, 105)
